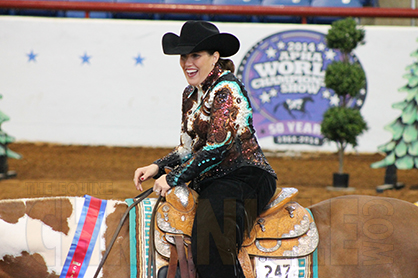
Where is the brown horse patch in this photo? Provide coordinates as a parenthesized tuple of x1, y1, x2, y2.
(0, 251, 59, 278)
(0, 200, 26, 224)
(26, 198, 73, 235)
(0, 198, 73, 235)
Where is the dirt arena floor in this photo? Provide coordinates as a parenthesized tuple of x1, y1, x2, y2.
(3, 142, 418, 207)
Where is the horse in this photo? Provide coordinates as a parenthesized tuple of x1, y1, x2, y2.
(1, 193, 418, 278)
(273, 97, 314, 119)
(0, 196, 130, 278)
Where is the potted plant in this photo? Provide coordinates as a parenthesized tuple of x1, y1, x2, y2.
(321, 18, 368, 187)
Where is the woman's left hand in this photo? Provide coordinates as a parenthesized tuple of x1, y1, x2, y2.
(154, 174, 171, 197)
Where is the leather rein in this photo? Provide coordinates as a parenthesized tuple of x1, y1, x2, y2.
(92, 188, 163, 278)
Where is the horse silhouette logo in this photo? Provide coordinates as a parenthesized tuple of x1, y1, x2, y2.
(274, 96, 314, 119)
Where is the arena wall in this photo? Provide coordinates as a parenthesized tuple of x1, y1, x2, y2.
(1, 16, 418, 152)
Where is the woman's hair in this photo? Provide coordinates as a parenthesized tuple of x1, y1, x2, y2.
(207, 50, 235, 73)
(217, 58, 235, 73)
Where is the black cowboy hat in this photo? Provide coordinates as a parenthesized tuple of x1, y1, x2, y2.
(162, 21, 240, 57)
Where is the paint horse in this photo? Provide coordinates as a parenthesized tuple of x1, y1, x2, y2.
(1, 190, 418, 277)
(0, 196, 130, 278)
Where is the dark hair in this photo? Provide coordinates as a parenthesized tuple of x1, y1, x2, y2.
(217, 58, 235, 73)
(207, 50, 235, 73)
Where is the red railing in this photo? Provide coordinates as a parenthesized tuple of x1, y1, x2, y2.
(0, 0, 417, 23)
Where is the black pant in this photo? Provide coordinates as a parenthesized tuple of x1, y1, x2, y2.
(191, 167, 276, 278)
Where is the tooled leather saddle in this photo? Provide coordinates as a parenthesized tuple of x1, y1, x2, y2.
(151, 185, 319, 278)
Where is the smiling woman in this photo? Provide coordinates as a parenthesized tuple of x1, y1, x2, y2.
(180, 51, 219, 87)
(132, 21, 277, 278)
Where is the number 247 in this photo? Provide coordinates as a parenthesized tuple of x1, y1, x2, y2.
(264, 264, 290, 278)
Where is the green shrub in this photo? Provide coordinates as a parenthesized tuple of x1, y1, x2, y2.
(325, 61, 366, 99)
(321, 107, 368, 148)
(326, 17, 365, 56)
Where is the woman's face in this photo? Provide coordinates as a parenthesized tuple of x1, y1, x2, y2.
(180, 51, 219, 87)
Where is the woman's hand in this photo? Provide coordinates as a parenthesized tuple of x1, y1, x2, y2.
(133, 164, 159, 191)
(154, 175, 171, 197)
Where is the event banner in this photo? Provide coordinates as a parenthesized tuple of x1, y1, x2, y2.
(237, 29, 367, 146)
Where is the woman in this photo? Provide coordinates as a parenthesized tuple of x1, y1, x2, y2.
(133, 21, 277, 278)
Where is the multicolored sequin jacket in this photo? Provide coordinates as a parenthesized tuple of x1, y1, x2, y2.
(153, 65, 276, 188)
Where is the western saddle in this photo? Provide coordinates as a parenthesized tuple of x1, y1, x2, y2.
(151, 185, 319, 278)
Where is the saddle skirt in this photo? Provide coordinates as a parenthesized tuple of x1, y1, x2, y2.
(154, 186, 198, 258)
(242, 187, 319, 258)
(154, 185, 319, 261)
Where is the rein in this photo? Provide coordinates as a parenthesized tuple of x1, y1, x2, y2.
(93, 188, 161, 278)
(147, 195, 164, 278)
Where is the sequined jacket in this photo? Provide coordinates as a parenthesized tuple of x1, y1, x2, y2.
(153, 66, 276, 188)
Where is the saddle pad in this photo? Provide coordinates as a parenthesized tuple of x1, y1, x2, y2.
(128, 197, 168, 278)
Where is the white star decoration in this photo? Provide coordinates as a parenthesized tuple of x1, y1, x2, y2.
(260, 91, 271, 103)
(322, 89, 331, 99)
(269, 88, 278, 97)
(329, 94, 340, 106)
(325, 49, 336, 60)
(322, 90, 331, 99)
(317, 43, 326, 51)
(265, 47, 277, 59)
(277, 41, 286, 50)
(259, 87, 279, 103)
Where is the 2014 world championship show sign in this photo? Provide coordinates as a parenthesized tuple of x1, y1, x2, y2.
(237, 30, 367, 147)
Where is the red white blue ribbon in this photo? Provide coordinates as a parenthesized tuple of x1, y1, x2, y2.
(60, 195, 107, 278)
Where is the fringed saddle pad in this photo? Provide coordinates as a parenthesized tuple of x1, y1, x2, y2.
(127, 198, 169, 278)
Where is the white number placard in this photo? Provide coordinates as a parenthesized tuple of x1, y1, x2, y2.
(255, 257, 307, 278)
